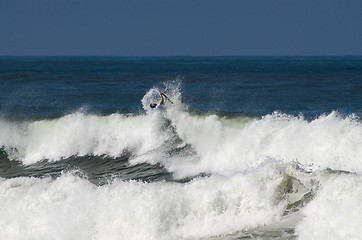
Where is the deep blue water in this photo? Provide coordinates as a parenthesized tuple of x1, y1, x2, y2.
(1, 56, 361, 119)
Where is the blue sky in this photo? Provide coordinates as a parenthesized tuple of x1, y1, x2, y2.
(1, 0, 362, 56)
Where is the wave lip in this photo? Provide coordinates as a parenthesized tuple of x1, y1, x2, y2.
(0, 111, 168, 165)
(161, 109, 362, 178)
(0, 109, 361, 179)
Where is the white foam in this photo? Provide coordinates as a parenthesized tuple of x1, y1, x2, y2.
(141, 80, 182, 114)
(295, 173, 362, 240)
(0, 112, 169, 164)
(0, 164, 285, 240)
(1, 109, 361, 179)
(162, 109, 362, 178)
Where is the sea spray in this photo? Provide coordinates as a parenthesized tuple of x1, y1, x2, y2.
(164, 109, 362, 178)
(0, 112, 169, 164)
(296, 173, 362, 240)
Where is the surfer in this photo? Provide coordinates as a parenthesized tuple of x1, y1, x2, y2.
(150, 91, 172, 109)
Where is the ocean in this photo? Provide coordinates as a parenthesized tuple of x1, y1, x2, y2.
(0, 56, 361, 240)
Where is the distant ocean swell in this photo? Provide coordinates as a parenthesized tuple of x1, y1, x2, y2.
(1, 87, 362, 239)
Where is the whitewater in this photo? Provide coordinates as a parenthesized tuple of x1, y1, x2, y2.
(1, 85, 362, 240)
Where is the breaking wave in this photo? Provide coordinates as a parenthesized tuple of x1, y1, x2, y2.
(0, 100, 361, 178)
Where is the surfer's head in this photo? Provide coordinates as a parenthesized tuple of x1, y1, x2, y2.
(150, 103, 157, 108)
